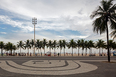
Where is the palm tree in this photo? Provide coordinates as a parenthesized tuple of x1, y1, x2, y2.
(24, 40, 31, 56)
(43, 39, 47, 56)
(68, 39, 76, 56)
(96, 39, 105, 56)
(30, 39, 34, 47)
(17, 41, 24, 55)
(80, 39, 85, 56)
(110, 30, 116, 40)
(39, 41, 43, 56)
(58, 40, 63, 56)
(109, 40, 115, 51)
(91, 0, 116, 62)
(36, 39, 40, 55)
(84, 40, 89, 56)
(53, 40, 57, 56)
(47, 40, 53, 56)
(88, 40, 94, 55)
(12, 45, 17, 55)
(30, 39, 34, 55)
(4, 43, 9, 56)
(77, 40, 81, 56)
(6, 42, 14, 56)
(0, 41, 5, 56)
(62, 40, 67, 56)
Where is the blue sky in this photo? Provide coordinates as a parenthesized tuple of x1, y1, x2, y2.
(0, 0, 116, 45)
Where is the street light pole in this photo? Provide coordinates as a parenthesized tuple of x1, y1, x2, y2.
(32, 17, 37, 56)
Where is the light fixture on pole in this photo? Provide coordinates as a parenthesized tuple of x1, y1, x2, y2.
(32, 17, 37, 56)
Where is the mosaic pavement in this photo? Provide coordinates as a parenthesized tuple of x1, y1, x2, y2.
(0, 60, 98, 75)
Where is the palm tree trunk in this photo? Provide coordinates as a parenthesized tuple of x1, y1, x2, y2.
(50, 47, 51, 56)
(78, 47, 79, 56)
(82, 49, 83, 56)
(64, 48, 65, 56)
(54, 48, 55, 56)
(28, 48, 29, 56)
(102, 48, 103, 56)
(86, 48, 87, 56)
(72, 47, 73, 56)
(91, 48, 92, 54)
(20, 47, 21, 55)
(38, 49, 39, 56)
(60, 48, 61, 56)
(44, 48, 45, 56)
(99, 48, 100, 56)
(11, 50, 12, 56)
(1, 48, 3, 56)
(89, 49, 91, 55)
(106, 23, 110, 62)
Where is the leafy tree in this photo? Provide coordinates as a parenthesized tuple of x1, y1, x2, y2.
(90, 0, 116, 62)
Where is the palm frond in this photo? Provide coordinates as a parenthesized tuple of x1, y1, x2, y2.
(110, 30, 116, 40)
(93, 16, 106, 34)
(109, 18, 116, 29)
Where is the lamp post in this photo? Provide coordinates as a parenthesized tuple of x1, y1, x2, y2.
(32, 17, 37, 56)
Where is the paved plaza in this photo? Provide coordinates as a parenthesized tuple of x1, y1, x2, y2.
(0, 56, 116, 77)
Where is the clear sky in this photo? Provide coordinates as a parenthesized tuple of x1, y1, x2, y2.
(0, 0, 116, 44)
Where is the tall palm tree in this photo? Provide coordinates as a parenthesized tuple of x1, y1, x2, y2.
(39, 41, 43, 56)
(84, 40, 89, 56)
(68, 39, 76, 56)
(47, 40, 53, 56)
(96, 39, 105, 56)
(12, 45, 17, 54)
(4, 43, 9, 56)
(30, 39, 35, 55)
(91, 0, 116, 62)
(77, 39, 81, 56)
(30, 39, 34, 47)
(80, 39, 85, 56)
(88, 40, 94, 55)
(43, 39, 47, 56)
(24, 40, 31, 56)
(110, 29, 116, 40)
(62, 40, 67, 56)
(109, 40, 115, 51)
(17, 41, 24, 55)
(58, 40, 63, 56)
(52, 40, 57, 56)
(0, 41, 5, 56)
(36, 39, 40, 55)
(6, 42, 14, 56)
